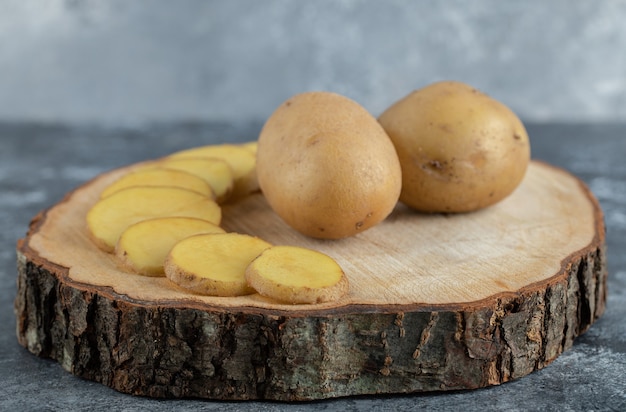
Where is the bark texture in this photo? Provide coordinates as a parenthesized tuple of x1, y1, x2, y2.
(15, 243, 607, 401)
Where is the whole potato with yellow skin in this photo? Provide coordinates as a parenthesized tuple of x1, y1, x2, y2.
(257, 91, 402, 239)
(378, 81, 530, 213)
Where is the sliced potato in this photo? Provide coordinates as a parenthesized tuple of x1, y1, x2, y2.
(164, 233, 272, 296)
(100, 168, 214, 199)
(245, 245, 349, 304)
(241, 141, 258, 154)
(87, 186, 221, 252)
(151, 157, 234, 203)
(168, 144, 259, 199)
(115, 217, 225, 276)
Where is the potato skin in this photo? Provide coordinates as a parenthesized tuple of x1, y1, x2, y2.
(257, 91, 402, 239)
(378, 81, 531, 213)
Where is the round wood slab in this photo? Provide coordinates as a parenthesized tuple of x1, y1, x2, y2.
(15, 161, 607, 401)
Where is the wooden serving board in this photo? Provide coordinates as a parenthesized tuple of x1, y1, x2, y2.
(15, 161, 607, 401)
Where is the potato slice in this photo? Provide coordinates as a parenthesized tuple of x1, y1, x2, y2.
(150, 157, 234, 203)
(241, 141, 258, 154)
(168, 144, 259, 199)
(100, 168, 214, 199)
(87, 186, 221, 252)
(165, 233, 272, 297)
(245, 246, 349, 304)
(115, 217, 225, 276)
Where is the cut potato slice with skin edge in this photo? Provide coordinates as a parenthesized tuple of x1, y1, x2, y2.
(168, 144, 259, 199)
(142, 157, 235, 204)
(164, 233, 272, 297)
(100, 168, 215, 199)
(115, 217, 225, 276)
(246, 246, 349, 304)
(87, 186, 221, 253)
(241, 141, 258, 154)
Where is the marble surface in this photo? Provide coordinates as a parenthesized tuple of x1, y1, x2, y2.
(1, 122, 625, 411)
(2, 1, 626, 125)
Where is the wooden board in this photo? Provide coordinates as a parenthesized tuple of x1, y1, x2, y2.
(15, 161, 607, 401)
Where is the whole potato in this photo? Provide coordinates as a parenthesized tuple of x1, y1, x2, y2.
(378, 81, 530, 213)
(257, 91, 402, 239)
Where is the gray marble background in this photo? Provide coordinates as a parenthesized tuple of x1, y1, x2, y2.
(1, 0, 626, 125)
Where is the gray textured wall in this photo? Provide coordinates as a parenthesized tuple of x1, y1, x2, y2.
(1, 0, 625, 125)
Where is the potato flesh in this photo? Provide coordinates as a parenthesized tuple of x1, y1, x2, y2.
(87, 186, 221, 252)
(86, 143, 348, 304)
(164, 233, 272, 296)
(241, 141, 258, 154)
(147, 157, 234, 203)
(168, 144, 259, 199)
(115, 217, 225, 276)
(246, 246, 349, 304)
(100, 168, 215, 199)
(251, 247, 342, 288)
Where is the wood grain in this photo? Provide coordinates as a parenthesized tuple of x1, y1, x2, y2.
(15, 161, 607, 400)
